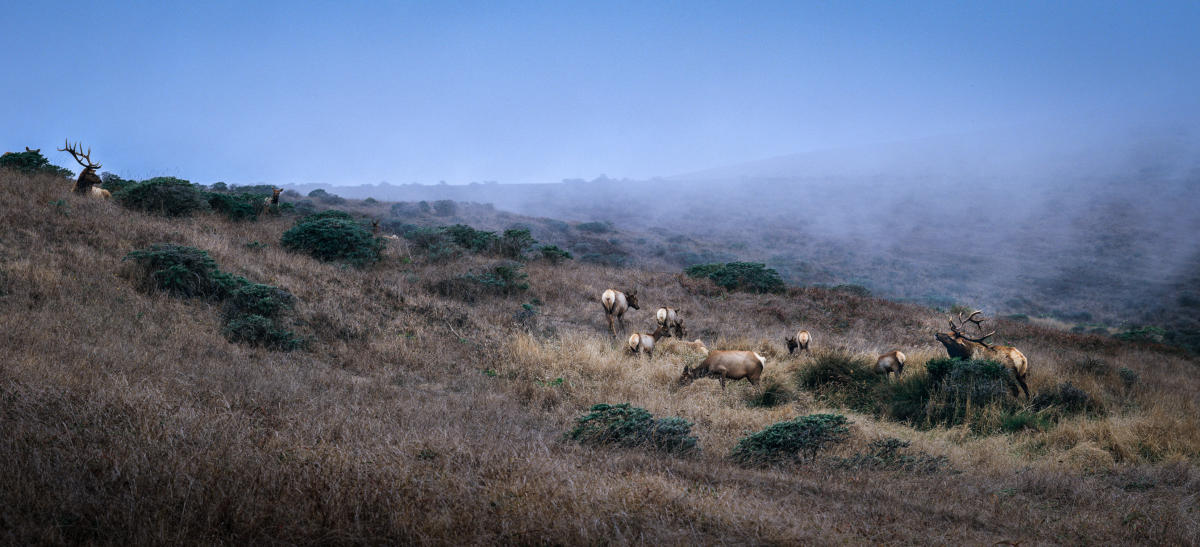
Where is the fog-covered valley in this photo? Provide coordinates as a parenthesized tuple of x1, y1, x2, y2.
(291, 126, 1200, 339)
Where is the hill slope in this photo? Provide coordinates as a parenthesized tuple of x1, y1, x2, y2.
(1, 169, 1198, 544)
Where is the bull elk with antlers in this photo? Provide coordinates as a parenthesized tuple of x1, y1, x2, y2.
(936, 310, 1030, 398)
(57, 140, 110, 199)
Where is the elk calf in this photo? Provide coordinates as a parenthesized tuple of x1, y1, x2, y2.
(627, 325, 670, 356)
(655, 307, 686, 337)
(875, 350, 906, 378)
(600, 288, 639, 338)
(677, 350, 765, 390)
(936, 310, 1030, 398)
(785, 330, 811, 354)
(57, 140, 110, 199)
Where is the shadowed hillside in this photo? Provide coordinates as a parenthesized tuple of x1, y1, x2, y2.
(2, 168, 1199, 544)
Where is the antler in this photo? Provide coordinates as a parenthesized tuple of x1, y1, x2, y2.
(57, 139, 101, 170)
(949, 309, 994, 344)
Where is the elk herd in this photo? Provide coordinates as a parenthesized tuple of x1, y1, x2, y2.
(601, 288, 1030, 399)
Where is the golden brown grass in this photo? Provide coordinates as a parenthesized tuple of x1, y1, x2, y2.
(1, 170, 1198, 544)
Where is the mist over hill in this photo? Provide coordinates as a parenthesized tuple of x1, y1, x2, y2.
(289, 125, 1200, 333)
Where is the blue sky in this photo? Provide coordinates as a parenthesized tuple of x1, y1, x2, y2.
(3, 1, 1197, 185)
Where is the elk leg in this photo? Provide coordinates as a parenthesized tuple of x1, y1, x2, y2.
(719, 374, 727, 390)
(1016, 375, 1031, 399)
(606, 314, 617, 339)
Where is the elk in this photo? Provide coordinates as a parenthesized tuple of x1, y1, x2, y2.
(875, 350, 906, 379)
(936, 310, 1030, 398)
(264, 188, 282, 207)
(785, 330, 811, 354)
(600, 288, 639, 338)
(57, 140, 110, 199)
(627, 324, 671, 356)
(655, 307, 686, 337)
(371, 219, 380, 236)
(677, 350, 765, 390)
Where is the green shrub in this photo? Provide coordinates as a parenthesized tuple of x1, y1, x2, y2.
(432, 200, 457, 216)
(539, 244, 573, 264)
(223, 283, 295, 319)
(0, 149, 73, 177)
(206, 192, 263, 221)
(281, 217, 383, 267)
(745, 378, 795, 408)
(576, 221, 611, 233)
(123, 244, 248, 299)
(1114, 326, 1166, 343)
(730, 414, 851, 465)
(798, 350, 884, 411)
(497, 228, 537, 260)
(1000, 411, 1052, 433)
(363, 197, 378, 205)
(684, 262, 785, 294)
(431, 262, 529, 301)
(115, 177, 210, 217)
(100, 172, 137, 193)
(295, 209, 354, 225)
(403, 226, 459, 261)
(222, 314, 302, 350)
(564, 403, 697, 454)
(445, 224, 497, 252)
(1118, 367, 1140, 389)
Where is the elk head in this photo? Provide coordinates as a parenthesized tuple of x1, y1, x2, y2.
(677, 364, 698, 387)
(625, 288, 639, 310)
(57, 140, 103, 192)
(935, 309, 995, 359)
(270, 187, 282, 204)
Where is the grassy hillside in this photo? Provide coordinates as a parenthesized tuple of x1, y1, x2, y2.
(2, 169, 1199, 544)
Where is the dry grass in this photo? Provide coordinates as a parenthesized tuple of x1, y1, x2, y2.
(1, 170, 1199, 544)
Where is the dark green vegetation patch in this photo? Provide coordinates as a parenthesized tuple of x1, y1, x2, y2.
(565, 403, 697, 455)
(730, 414, 851, 465)
(281, 217, 383, 267)
(0, 149, 74, 177)
(685, 261, 785, 294)
(114, 177, 210, 217)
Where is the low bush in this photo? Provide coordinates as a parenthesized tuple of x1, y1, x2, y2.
(431, 262, 529, 302)
(576, 221, 611, 233)
(497, 228, 537, 260)
(730, 414, 851, 465)
(403, 226, 459, 262)
(745, 378, 795, 408)
(281, 217, 383, 267)
(222, 314, 302, 350)
(564, 403, 697, 455)
(123, 244, 248, 299)
(124, 245, 300, 351)
(0, 149, 73, 177)
(295, 209, 354, 225)
(100, 172, 137, 193)
(798, 350, 884, 411)
(445, 224, 497, 252)
(538, 244, 573, 264)
(685, 262, 785, 294)
(114, 177, 210, 217)
(432, 200, 457, 216)
(206, 192, 264, 221)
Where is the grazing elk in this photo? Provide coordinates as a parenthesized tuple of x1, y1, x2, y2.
(57, 140, 110, 199)
(655, 307, 686, 338)
(627, 324, 671, 356)
(936, 310, 1030, 399)
(875, 350, 906, 379)
(600, 288, 639, 338)
(677, 350, 765, 390)
(785, 330, 811, 354)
